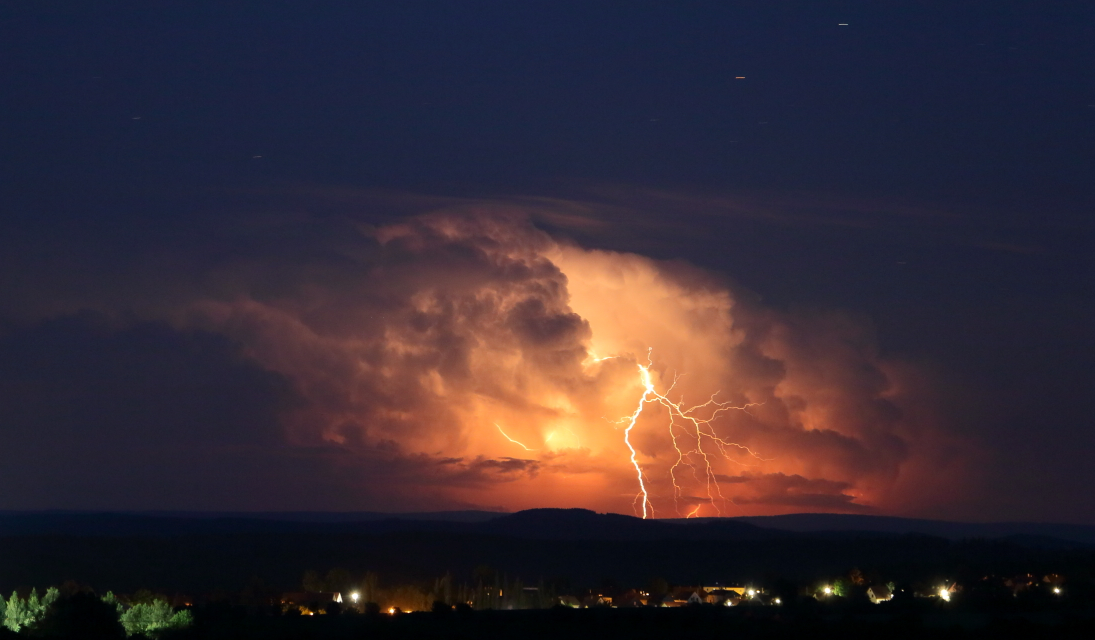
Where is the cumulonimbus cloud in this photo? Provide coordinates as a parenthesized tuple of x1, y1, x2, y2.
(133, 204, 967, 518)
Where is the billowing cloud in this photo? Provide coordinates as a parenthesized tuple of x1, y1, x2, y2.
(174, 208, 964, 516)
(0, 198, 970, 517)
(715, 472, 869, 511)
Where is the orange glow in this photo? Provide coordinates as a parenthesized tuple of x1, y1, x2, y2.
(611, 351, 765, 518)
(185, 210, 959, 517)
(495, 423, 538, 451)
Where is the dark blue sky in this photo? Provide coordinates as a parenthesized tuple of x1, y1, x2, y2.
(1, 1, 1093, 522)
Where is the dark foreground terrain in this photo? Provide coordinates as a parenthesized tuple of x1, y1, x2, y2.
(5, 509, 1095, 640)
(155, 605, 1095, 640)
(4, 509, 1094, 594)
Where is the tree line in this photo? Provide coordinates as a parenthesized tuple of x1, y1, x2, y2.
(0, 586, 192, 639)
(289, 566, 559, 613)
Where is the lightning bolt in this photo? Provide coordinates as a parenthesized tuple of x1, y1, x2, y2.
(622, 367, 656, 519)
(615, 349, 767, 519)
(495, 424, 537, 451)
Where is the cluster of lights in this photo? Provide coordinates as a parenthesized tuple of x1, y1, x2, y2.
(338, 580, 1070, 613)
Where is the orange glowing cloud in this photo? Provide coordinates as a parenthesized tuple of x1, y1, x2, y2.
(152, 204, 969, 518)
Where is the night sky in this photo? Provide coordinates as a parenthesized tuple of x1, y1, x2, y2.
(1, 1, 1093, 523)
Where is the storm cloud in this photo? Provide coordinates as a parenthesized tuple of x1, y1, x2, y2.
(0, 199, 968, 516)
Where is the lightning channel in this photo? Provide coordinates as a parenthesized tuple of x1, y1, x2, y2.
(495, 423, 538, 451)
(615, 348, 768, 518)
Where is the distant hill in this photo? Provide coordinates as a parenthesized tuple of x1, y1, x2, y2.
(727, 513, 1095, 546)
(0, 508, 780, 541)
(474, 508, 785, 541)
(3, 509, 1092, 546)
(0, 510, 504, 536)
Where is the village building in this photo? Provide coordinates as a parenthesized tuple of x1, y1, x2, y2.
(581, 594, 613, 607)
(867, 585, 892, 604)
(280, 591, 343, 614)
(557, 595, 581, 608)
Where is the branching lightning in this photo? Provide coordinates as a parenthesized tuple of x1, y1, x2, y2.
(613, 349, 767, 519)
(491, 349, 763, 519)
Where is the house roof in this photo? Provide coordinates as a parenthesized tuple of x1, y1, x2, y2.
(281, 591, 343, 604)
(867, 585, 892, 599)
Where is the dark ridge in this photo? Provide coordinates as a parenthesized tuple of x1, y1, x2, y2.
(3, 510, 1093, 546)
(0, 508, 784, 541)
(0, 510, 504, 537)
(730, 513, 1095, 545)
(480, 508, 783, 541)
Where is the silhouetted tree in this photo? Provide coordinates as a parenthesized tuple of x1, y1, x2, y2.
(433, 572, 453, 605)
(0, 594, 14, 633)
(101, 593, 124, 617)
(389, 585, 430, 612)
(120, 600, 192, 638)
(772, 578, 800, 606)
(648, 577, 669, 599)
(473, 565, 496, 585)
(36, 591, 125, 639)
(325, 568, 352, 595)
(5, 591, 33, 632)
(361, 571, 379, 605)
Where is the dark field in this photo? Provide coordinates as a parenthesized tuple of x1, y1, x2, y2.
(162, 606, 1095, 640)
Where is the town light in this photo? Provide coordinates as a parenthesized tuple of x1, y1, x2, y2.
(773, 598, 781, 605)
(351, 592, 360, 603)
(938, 587, 950, 602)
(388, 607, 396, 615)
(1053, 587, 1062, 595)
(822, 586, 832, 595)
(747, 589, 756, 597)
